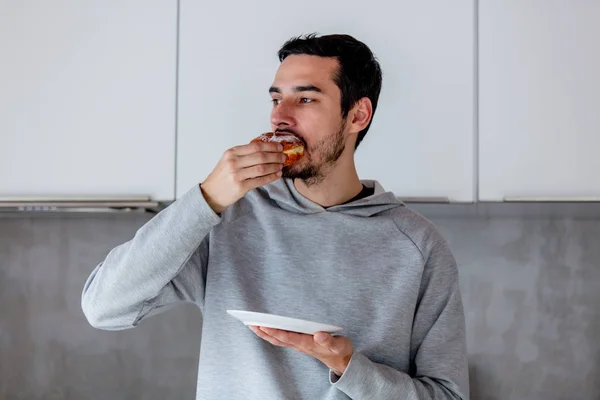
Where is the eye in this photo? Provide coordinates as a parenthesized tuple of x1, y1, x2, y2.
(300, 98, 314, 104)
(271, 98, 281, 106)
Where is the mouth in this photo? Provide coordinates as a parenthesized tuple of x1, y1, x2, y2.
(274, 128, 306, 147)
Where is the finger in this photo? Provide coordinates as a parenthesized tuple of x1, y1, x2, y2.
(315, 334, 350, 356)
(233, 142, 283, 156)
(238, 163, 283, 181)
(250, 326, 287, 347)
(237, 151, 287, 169)
(242, 171, 283, 192)
(260, 328, 316, 353)
(314, 332, 335, 351)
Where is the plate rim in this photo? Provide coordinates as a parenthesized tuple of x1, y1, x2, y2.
(226, 309, 343, 332)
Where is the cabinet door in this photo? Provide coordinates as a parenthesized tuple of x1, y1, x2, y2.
(177, 0, 475, 202)
(479, 1, 600, 202)
(0, 1, 177, 201)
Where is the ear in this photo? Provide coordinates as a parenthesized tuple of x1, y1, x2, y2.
(348, 97, 373, 134)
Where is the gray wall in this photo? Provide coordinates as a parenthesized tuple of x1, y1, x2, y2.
(1, 207, 599, 400)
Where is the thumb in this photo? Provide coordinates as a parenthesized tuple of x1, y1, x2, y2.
(314, 332, 333, 345)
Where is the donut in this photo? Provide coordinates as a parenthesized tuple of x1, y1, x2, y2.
(251, 132, 305, 166)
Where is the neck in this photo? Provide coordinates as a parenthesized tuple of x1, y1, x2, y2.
(293, 154, 363, 208)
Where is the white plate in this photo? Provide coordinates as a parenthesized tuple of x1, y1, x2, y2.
(226, 310, 343, 335)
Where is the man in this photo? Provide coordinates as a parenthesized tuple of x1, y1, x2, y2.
(82, 33, 469, 399)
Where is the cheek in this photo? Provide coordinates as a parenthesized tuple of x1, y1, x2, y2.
(300, 113, 330, 142)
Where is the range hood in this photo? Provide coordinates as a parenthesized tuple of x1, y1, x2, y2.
(0, 195, 162, 213)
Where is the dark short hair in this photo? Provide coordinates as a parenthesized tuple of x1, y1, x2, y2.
(278, 33, 383, 150)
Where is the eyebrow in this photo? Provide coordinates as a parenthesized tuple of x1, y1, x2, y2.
(269, 85, 323, 94)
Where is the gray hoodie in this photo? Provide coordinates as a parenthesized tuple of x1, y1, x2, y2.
(82, 178, 469, 400)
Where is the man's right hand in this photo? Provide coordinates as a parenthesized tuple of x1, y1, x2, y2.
(200, 142, 287, 214)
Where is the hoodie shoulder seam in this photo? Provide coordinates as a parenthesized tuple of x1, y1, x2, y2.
(389, 214, 427, 263)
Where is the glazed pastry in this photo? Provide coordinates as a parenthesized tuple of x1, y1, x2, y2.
(251, 132, 305, 166)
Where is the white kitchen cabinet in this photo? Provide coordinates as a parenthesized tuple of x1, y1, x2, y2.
(479, 1, 600, 202)
(0, 1, 177, 202)
(177, 0, 475, 202)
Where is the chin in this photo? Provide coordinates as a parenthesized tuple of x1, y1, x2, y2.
(282, 162, 322, 184)
(282, 158, 309, 176)
(281, 167, 300, 180)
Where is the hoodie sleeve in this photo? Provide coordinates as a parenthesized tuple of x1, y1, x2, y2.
(330, 238, 469, 399)
(81, 185, 221, 330)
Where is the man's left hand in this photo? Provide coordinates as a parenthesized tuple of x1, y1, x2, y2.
(249, 326, 353, 376)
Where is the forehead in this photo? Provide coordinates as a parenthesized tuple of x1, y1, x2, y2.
(272, 55, 339, 91)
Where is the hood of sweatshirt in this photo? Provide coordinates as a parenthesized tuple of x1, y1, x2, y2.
(259, 178, 405, 217)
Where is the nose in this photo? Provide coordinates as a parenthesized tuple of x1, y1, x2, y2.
(270, 99, 296, 129)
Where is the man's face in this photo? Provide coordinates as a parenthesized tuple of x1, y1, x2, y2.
(269, 55, 348, 185)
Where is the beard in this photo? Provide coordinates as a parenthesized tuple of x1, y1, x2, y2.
(281, 119, 347, 186)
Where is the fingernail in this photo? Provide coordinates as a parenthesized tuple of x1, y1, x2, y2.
(276, 171, 282, 177)
(277, 144, 284, 151)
